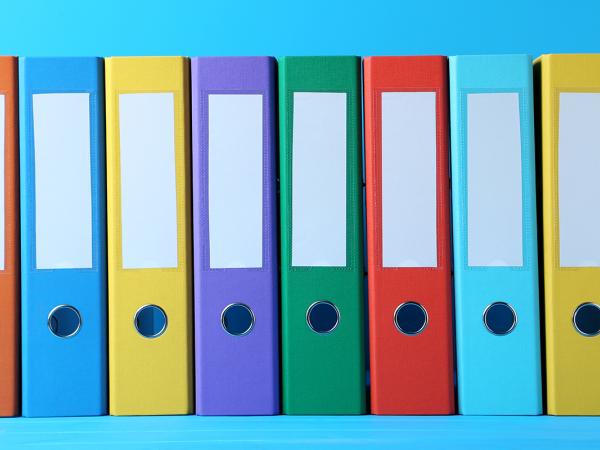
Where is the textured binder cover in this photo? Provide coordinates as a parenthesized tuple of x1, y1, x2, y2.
(20, 57, 106, 417)
(192, 56, 279, 415)
(364, 56, 455, 415)
(279, 56, 366, 414)
(536, 54, 600, 415)
(0, 57, 19, 417)
(450, 54, 542, 415)
(106, 57, 193, 415)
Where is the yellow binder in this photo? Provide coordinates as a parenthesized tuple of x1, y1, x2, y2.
(536, 54, 600, 415)
(105, 57, 193, 415)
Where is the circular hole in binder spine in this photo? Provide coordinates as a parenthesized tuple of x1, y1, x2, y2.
(134, 304, 168, 338)
(306, 301, 340, 334)
(221, 303, 255, 336)
(483, 302, 517, 336)
(394, 302, 428, 336)
(573, 303, 600, 337)
(48, 305, 82, 338)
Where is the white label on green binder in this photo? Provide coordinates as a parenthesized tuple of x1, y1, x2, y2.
(382, 91, 437, 268)
(292, 92, 347, 267)
(33, 93, 92, 270)
(0, 95, 5, 270)
(119, 93, 178, 269)
(467, 92, 523, 267)
(559, 92, 600, 267)
(208, 94, 263, 269)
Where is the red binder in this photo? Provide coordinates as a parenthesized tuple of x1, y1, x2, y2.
(364, 56, 454, 415)
(0, 56, 19, 417)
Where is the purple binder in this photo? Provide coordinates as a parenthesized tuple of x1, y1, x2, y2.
(191, 57, 279, 415)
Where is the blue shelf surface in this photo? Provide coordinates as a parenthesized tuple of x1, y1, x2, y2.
(1, 415, 599, 449)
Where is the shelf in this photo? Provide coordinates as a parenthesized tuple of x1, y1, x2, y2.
(1, 415, 599, 449)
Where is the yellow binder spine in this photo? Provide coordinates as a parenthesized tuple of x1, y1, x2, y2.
(106, 57, 193, 415)
(537, 54, 600, 415)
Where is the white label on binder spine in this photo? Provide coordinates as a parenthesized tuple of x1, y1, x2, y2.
(382, 91, 437, 268)
(0, 95, 5, 270)
(559, 92, 600, 267)
(292, 92, 347, 267)
(33, 93, 92, 270)
(208, 94, 263, 269)
(467, 92, 523, 267)
(119, 93, 178, 269)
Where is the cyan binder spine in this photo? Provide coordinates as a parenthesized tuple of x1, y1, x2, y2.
(449, 54, 542, 415)
(20, 57, 107, 417)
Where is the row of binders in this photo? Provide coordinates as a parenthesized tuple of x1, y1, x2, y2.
(0, 54, 598, 418)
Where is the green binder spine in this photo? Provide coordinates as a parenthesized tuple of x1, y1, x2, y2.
(279, 56, 366, 414)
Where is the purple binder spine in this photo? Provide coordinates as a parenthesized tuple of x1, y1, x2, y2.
(191, 56, 279, 415)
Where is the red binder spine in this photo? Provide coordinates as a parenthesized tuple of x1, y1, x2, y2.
(364, 56, 454, 415)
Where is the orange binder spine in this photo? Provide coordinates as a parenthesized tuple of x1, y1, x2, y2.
(0, 56, 20, 417)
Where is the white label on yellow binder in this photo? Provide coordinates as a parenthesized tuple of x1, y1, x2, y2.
(559, 92, 600, 267)
(33, 93, 92, 270)
(292, 92, 347, 267)
(0, 95, 4, 271)
(382, 91, 437, 268)
(208, 94, 263, 269)
(467, 92, 523, 267)
(119, 93, 178, 269)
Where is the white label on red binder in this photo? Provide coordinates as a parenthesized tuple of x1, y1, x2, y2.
(208, 94, 263, 269)
(467, 92, 523, 267)
(559, 92, 600, 267)
(292, 92, 347, 267)
(119, 93, 178, 269)
(382, 91, 437, 268)
(33, 93, 92, 270)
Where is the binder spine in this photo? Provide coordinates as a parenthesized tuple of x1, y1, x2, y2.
(192, 56, 279, 415)
(106, 57, 193, 416)
(279, 56, 365, 414)
(449, 55, 542, 415)
(538, 54, 600, 415)
(19, 57, 106, 417)
(0, 57, 19, 417)
(364, 56, 455, 415)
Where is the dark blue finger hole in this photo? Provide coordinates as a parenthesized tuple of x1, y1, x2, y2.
(483, 302, 517, 336)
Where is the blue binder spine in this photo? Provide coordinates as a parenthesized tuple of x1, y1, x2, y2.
(20, 57, 107, 417)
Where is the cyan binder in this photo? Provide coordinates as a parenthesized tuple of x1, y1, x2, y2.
(20, 57, 106, 417)
(449, 54, 542, 415)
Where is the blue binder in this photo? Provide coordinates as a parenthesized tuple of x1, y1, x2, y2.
(20, 57, 107, 417)
(449, 55, 542, 415)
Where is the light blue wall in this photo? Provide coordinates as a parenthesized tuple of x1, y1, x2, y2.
(1, 0, 598, 56)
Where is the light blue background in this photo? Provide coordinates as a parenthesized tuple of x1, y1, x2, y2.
(1, 0, 599, 57)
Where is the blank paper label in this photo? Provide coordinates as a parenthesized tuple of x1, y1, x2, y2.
(559, 93, 600, 267)
(467, 93, 523, 267)
(119, 93, 178, 269)
(382, 92, 437, 268)
(33, 93, 92, 270)
(292, 92, 347, 267)
(208, 94, 263, 269)
(0, 95, 5, 270)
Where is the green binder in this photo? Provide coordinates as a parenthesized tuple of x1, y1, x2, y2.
(279, 56, 366, 414)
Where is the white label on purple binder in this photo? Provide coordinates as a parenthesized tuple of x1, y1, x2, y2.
(33, 93, 92, 270)
(382, 91, 437, 268)
(467, 92, 523, 267)
(208, 94, 263, 269)
(0, 95, 5, 270)
(119, 93, 178, 269)
(559, 92, 600, 267)
(292, 92, 347, 267)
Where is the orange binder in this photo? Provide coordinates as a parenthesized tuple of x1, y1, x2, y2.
(0, 56, 19, 417)
(364, 56, 455, 414)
